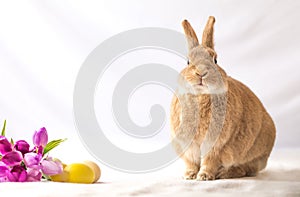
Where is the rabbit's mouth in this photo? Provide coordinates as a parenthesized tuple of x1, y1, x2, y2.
(194, 82, 207, 89)
(198, 79, 204, 86)
(197, 77, 205, 86)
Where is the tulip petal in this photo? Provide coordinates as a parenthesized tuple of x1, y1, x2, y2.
(0, 177, 8, 182)
(18, 170, 27, 182)
(0, 162, 9, 177)
(0, 136, 12, 155)
(7, 173, 16, 182)
(2, 151, 23, 166)
(26, 168, 42, 182)
(41, 157, 63, 176)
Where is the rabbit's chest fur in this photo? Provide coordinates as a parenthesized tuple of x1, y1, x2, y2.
(170, 93, 227, 156)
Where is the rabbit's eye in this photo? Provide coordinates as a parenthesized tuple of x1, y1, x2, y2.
(214, 58, 217, 64)
(187, 59, 190, 65)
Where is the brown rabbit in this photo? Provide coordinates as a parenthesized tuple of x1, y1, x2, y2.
(170, 16, 276, 180)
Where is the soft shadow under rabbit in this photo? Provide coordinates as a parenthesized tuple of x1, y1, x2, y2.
(170, 16, 276, 180)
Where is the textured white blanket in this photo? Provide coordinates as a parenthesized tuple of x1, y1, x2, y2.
(1, 149, 299, 197)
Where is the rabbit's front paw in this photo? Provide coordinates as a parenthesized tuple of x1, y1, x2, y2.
(197, 170, 215, 181)
(183, 169, 198, 180)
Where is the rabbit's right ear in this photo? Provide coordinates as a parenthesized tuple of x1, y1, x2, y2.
(182, 20, 199, 51)
(202, 16, 215, 50)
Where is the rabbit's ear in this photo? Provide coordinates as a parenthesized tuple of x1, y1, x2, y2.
(182, 20, 199, 51)
(202, 16, 215, 50)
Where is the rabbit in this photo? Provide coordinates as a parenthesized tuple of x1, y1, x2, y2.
(170, 16, 276, 180)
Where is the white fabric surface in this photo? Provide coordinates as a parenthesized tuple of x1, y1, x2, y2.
(0, 149, 299, 196)
(0, 1, 300, 196)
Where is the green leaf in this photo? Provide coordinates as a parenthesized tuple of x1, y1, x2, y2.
(1, 120, 6, 136)
(43, 138, 67, 156)
(10, 138, 14, 145)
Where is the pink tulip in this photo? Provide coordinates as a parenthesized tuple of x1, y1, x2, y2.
(26, 168, 42, 182)
(7, 165, 27, 182)
(2, 151, 23, 166)
(0, 136, 12, 155)
(33, 127, 48, 147)
(41, 157, 63, 176)
(24, 152, 42, 169)
(14, 140, 30, 155)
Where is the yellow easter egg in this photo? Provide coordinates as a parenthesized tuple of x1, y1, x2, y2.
(83, 160, 101, 183)
(65, 163, 95, 184)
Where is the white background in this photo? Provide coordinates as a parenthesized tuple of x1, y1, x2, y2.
(0, 0, 299, 181)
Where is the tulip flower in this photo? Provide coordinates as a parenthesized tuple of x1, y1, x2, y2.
(41, 157, 63, 176)
(7, 165, 27, 182)
(33, 127, 48, 147)
(1, 151, 23, 166)
(0, 136, 12, 155)
(24, 152, 42, 169)
(26, 168, 42, 182)
(14, 140, 30, 155)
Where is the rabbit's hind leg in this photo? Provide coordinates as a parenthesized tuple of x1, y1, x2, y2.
(215, 165, 247, 179)
(245, 154, 268, 176)
(216, 155, 268, 179)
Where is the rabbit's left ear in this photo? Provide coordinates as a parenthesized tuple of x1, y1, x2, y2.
(202, 16, 215, 50)
(182, 20, 199, 51)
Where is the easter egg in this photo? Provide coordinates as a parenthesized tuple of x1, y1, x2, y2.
(65, 163, 95, 184)
(83, 160, 101, 183)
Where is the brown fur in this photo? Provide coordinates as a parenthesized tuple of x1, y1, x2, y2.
(170, 16, 276, 180)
